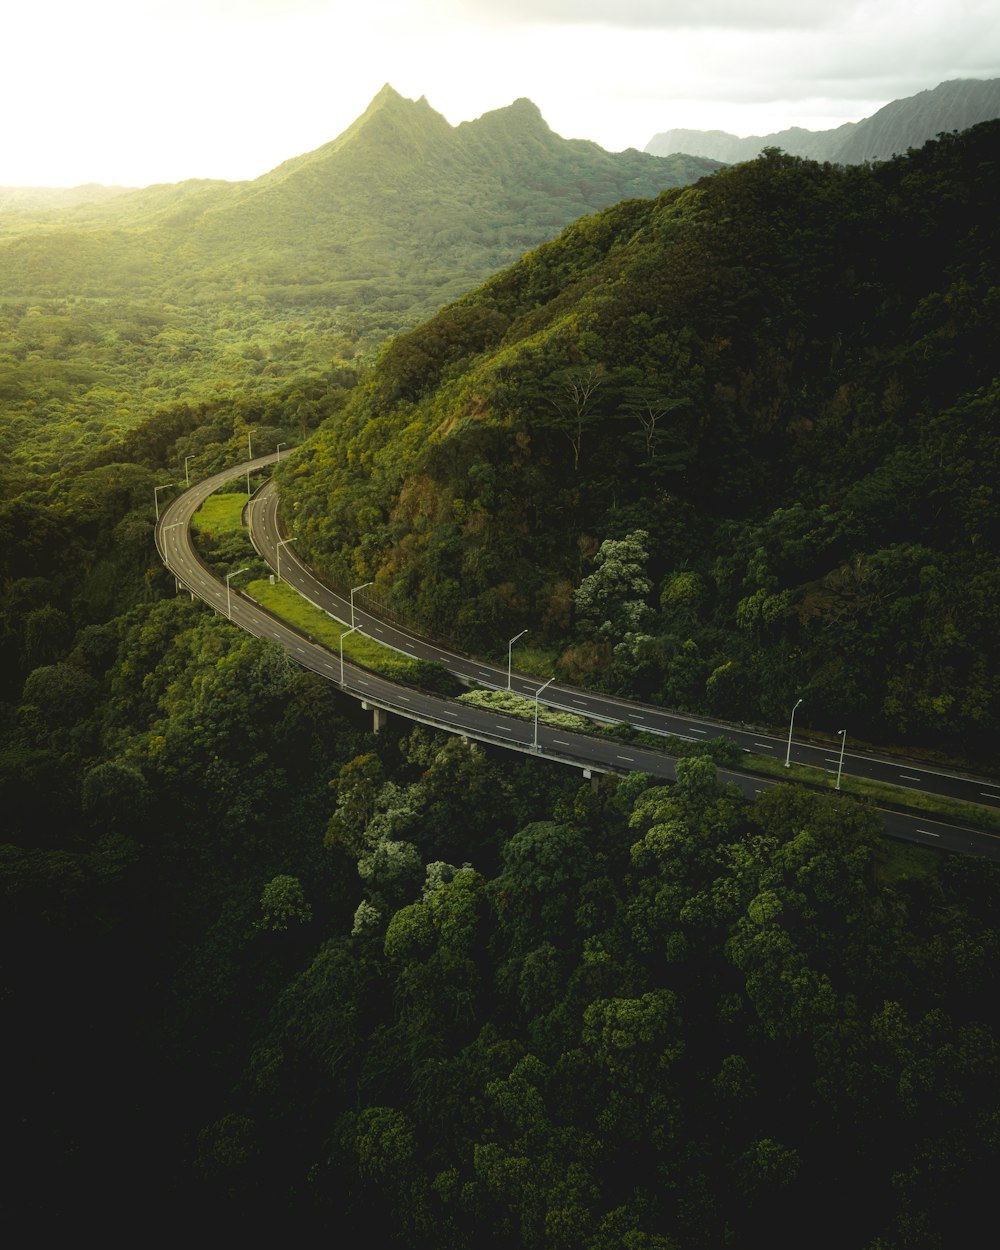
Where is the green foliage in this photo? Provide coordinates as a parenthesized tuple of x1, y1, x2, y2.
(0, 88, 715, 479)
(4, 95, 1000, 1248)
(282, 124, 1000, 763)
(256, 873, 313, 932)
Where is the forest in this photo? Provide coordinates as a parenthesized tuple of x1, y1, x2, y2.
(1, 118, 999, 1248)
(278, 122, 1000, 765)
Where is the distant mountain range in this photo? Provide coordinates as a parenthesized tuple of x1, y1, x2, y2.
(0, 86, 721, 318)
(645, 78, 1000, 165)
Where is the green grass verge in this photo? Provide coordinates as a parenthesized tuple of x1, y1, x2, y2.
(741, 750, 1000, 834)
(879, 839, 942, 882)
(191, 493, 249, 538)
(503, 644, 559, 681)
(247, 578, 461, 695)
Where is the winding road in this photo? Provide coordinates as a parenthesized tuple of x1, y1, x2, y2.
(155, 456, 1000, 863)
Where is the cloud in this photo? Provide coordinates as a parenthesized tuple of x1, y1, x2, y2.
(430, 0, 852, 30)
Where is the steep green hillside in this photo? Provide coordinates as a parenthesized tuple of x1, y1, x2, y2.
(0, 87, 717, 477)
(280, 123, 1000, 761)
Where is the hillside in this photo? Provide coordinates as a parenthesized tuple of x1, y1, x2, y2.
(279, 122, 1000, 762)
(645, 77, 1000, 164)
(0, 85, 718, 478)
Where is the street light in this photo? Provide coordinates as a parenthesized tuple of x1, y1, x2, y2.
(784, 697, 803, 768)
(248, 430, 253, 460)
(276, 442, 285, 461)
(153, 483, 175, 521)
(835, 729, 847, 790)
(225, 567, 248, 620)
(184, 455, 192, 486)
(350, 581, 373, 628)
(532, 677, 554, 750)
(276, 536, 295, 582)
(507, 629, 527, 690)
(339, 625, 359, 683)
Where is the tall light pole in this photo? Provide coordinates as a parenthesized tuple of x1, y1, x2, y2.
(184, 455, 192, 486)
(276, 536, 295, 582)
(835, 729, 847, 790)
(339, 625, 359, 683)
(276, 442, 285, 461)
(532, 677, 554, 750)
(507, 629, 527, 690)
(225, 567, 248, 620)
(785, 697, 803, 768)
(154, 483, 175, 521)
(248, 430, 253, 460)
(350, 581, 373, 628)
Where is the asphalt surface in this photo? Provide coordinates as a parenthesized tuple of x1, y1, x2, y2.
(154, 457, 1000, 863)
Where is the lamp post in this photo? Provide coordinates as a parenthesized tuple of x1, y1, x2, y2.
(276, 536, 295, 582)
(350, 581, 373, 628)
(784, 697, 803, 768)
(339, 625, 359, 683)
(153, 483, 175, 521)
(532, 677, 554, 750)
(835, 729, 847, 790)
(276, 442, 285, 461)
(184, 455, 192, 486)
(507, 629, 527, 690)
(248, 431, 253, 460)
(225, 567, 248, 620)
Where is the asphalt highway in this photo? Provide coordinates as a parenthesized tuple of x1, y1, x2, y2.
(154, 457, 1000, 863)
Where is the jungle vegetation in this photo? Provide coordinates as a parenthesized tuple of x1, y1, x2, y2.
(1, 108, 998, 1249)
(278, 121, 1000, 765)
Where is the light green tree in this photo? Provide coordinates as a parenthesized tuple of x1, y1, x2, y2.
(573, 529, 653, 641)
(256, 874, 312, 932)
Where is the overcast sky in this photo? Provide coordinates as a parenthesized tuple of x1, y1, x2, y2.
(4, 0, 998, 187)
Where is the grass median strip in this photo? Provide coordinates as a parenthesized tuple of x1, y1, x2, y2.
(457, 688, 592, 731)
(246, 578, 461, 694)
(191, 493, 249, 537)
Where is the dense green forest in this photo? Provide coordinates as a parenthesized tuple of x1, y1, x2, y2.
(2, 112, 999, 1246)
(279, 122, 1000, 764)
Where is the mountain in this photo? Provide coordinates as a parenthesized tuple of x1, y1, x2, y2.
(0, 86, 721, 475)
(645, 77, 1000, 164)
(0, 85, 721, 311)
(280, 122, 1000, 759)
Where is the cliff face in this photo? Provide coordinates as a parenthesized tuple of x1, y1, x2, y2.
(833, 78, 1000, 162)
(645, 78, 1000, 164)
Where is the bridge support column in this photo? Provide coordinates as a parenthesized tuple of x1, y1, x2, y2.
(583, 767, 600, 793)
(362, 701, 389, 734)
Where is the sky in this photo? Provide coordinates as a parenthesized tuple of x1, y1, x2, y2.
(4, 0, 998, 187)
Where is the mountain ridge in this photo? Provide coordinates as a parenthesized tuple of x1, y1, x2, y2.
(645, 77, 1000, 164)
(0, 86, 722, 315)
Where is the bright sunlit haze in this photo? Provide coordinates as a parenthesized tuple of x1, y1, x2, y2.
(5, 0, 999, 187)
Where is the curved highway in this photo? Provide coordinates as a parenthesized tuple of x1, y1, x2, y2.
(155, 458, 1000, 863)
